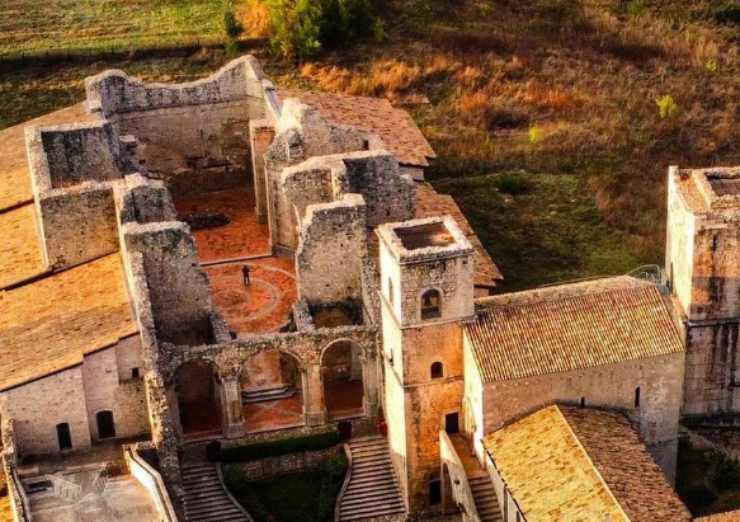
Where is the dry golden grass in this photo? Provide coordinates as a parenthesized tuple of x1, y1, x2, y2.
(236, 0, 271, 38)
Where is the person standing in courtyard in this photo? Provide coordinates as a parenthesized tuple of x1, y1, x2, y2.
(242, 264, 251, 287)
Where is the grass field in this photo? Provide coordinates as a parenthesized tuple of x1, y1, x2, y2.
(0, 0, 738, 290)
(0, 0, 226, 59)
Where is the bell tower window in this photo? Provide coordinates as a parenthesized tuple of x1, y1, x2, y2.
(421, 289, 441, 320)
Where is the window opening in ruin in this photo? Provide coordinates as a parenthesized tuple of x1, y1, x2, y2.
(429, 480, 442, 505)
(421, 289, 442, 320)
(132, 367, 140, 379)
(579, 397, 586, 409)
(635, 387, 641, 408)
(431, 361, 443, 379)
(712, 235, 719, 251)
(322, 340, 365, 420)
(445, 412, 459, 434)
(96, 410, 116, 439)
(56, 423, 72, 451)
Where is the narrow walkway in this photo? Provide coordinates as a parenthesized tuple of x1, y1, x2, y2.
(338, 436, 405, 521)
(450, 434, 502, 522)
(181, 463, 250, 522)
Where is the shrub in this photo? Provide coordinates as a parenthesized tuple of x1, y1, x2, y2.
(263, 0, 382, 60)
(656, 95, 679, 119)
(529, 125, 545, 144)
(495, 174, 530, 195)
(265, 0, 323, 59)
(711, 454, 740, 491)
(220, 430, 341, 462)
(317, 454, 348, 520)
(224, 6, 244, 39)
(682, 484, 717, 510)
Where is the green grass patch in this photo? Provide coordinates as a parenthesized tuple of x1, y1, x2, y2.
(433, 171, 647, 291)
(0, 0, 228, 59)
(676, 438, 740, 516)
(224, 453, 348, 522)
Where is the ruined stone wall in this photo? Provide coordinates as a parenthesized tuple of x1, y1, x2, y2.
(123, 221, 213, 345)
(0, 367, 92, 455)
(683, 322, 740, 415)
(339, 152, 415, 228)
(82, 337, 150, 443)
(25, 122, 138, 270)
(296, 194, 367, 305)
(85, 56, 268, 193)
(30, 122, 129, 189)
(35, 184, 119, 269)
(481, 351, 685, 482)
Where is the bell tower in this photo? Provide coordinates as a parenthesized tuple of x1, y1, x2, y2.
(377, 215, 475, 515)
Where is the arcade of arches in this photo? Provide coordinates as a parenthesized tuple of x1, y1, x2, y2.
(169, 337, 378, 439)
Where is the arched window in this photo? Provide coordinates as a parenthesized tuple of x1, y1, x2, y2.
(431, 361, 443, 379)
(421, 289, 441, 320)
(634, 386, 641, 408)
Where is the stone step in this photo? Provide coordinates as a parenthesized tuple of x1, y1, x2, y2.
(346, 471, 397, 488)
(339, 502, 405, 518)
(345, 482, 400, 495)
(341, 494, 403, 509)
(242, 385, 296, 403)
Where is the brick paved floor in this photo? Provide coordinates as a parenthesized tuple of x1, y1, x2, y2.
(325, 380, 364, 419)
(205, 257, 297, 335)
(174, 187, 269, 263)
(243, 395, 304, 433)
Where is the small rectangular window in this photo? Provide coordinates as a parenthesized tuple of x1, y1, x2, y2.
(132, 368, 140, 379)
(635, 386, 641, 408)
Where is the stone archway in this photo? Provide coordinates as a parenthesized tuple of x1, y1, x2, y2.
(241, 350, 306, 432)
(175, 359, 222, 436)
(321, 339, 366, 420)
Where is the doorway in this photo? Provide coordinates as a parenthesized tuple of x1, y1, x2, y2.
(56, 423, 72, 451)
(96, 410, 116, 439)
(445, 412, 459, 434)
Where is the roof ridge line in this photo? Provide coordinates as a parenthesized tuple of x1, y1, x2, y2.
(554, 405, 631, 522)
(474, 280, 657, 313)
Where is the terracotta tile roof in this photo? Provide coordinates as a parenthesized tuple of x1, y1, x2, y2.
(484, 405, 690, 522)
(483, 405, 628, 521)
(466, 276, 684, 382)
(0, 204, 46, 289)
(279, 89, 436, 167)
(0, 103, 99, 211)
(415, 182, 502, 286)
(697, 511, 740, 521)
(0, 254, 137, 391)
(561, 406, 691, 522)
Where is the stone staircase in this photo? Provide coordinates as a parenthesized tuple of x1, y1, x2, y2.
(469, 476, 503, 522)
(241, 384, 296, 403)
(338, 436, 405, 521)
(182, 463, 250, 521)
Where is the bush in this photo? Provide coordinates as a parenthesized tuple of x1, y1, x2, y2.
(220, 431, 341, 462)
(656, 95, 679, 119)
(682, 484, 717, 510)
(711, 455, 740, 491)
(224, 7, 244, 39)
(264, 0, 382, 59)
(495, 174, 530, 195)
(317, 454, 348, 520)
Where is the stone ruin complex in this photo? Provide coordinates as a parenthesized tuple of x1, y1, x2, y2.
(0, 55, 737, 521)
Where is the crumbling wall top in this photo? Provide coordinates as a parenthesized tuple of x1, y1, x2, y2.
(85, 55, 267, 117)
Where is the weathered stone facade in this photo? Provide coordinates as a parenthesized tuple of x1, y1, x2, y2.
(3, 54, 731, 522)
(666, 166, 740, 415)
